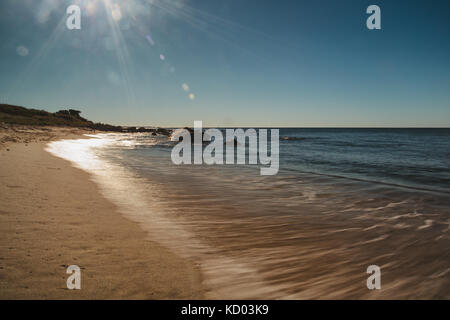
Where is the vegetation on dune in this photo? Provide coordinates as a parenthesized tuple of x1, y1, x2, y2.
(0, 104, 173, 135)
(0, 104, 123, 131)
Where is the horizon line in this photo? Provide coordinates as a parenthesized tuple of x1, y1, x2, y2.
(120, 125, 450, 129)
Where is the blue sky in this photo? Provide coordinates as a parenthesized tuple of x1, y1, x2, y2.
(0, 0, 449, 127)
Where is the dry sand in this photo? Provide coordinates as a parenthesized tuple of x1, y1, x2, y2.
(0, 126, 204, 299)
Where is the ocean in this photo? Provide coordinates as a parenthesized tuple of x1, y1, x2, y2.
(47, 128, 450, 299)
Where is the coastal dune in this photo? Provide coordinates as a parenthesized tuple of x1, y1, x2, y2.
(0, 129, 204, 299)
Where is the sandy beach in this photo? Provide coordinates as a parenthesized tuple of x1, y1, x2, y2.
(0, 126, 204, 299)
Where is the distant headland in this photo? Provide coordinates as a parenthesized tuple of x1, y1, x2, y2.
(0, 104, 171, 135)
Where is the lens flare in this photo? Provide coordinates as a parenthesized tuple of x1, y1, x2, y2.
(16, 46, 29, 57)
(111, 4, 123, 21)
(145, 35, 155, 46)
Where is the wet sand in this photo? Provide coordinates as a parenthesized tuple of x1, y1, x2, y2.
(0, 127, 204, 299)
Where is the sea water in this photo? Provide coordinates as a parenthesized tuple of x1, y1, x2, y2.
(47, 128, 450, 299)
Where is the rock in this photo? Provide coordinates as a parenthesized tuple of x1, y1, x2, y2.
(155, 128, 172, 136)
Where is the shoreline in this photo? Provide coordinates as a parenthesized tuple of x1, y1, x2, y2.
(0, 127, 205, 299)
(1, 126, 448, 299)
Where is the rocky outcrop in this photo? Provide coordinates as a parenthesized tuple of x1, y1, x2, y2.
(155, 128, 171, 136)
(121, 127, 173, 135)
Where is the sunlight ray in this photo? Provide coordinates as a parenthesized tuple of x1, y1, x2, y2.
(101, 0, 136, 107)
(145, 0, 272, 63)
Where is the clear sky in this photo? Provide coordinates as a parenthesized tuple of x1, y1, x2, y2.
(0, 0, 449, 127)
